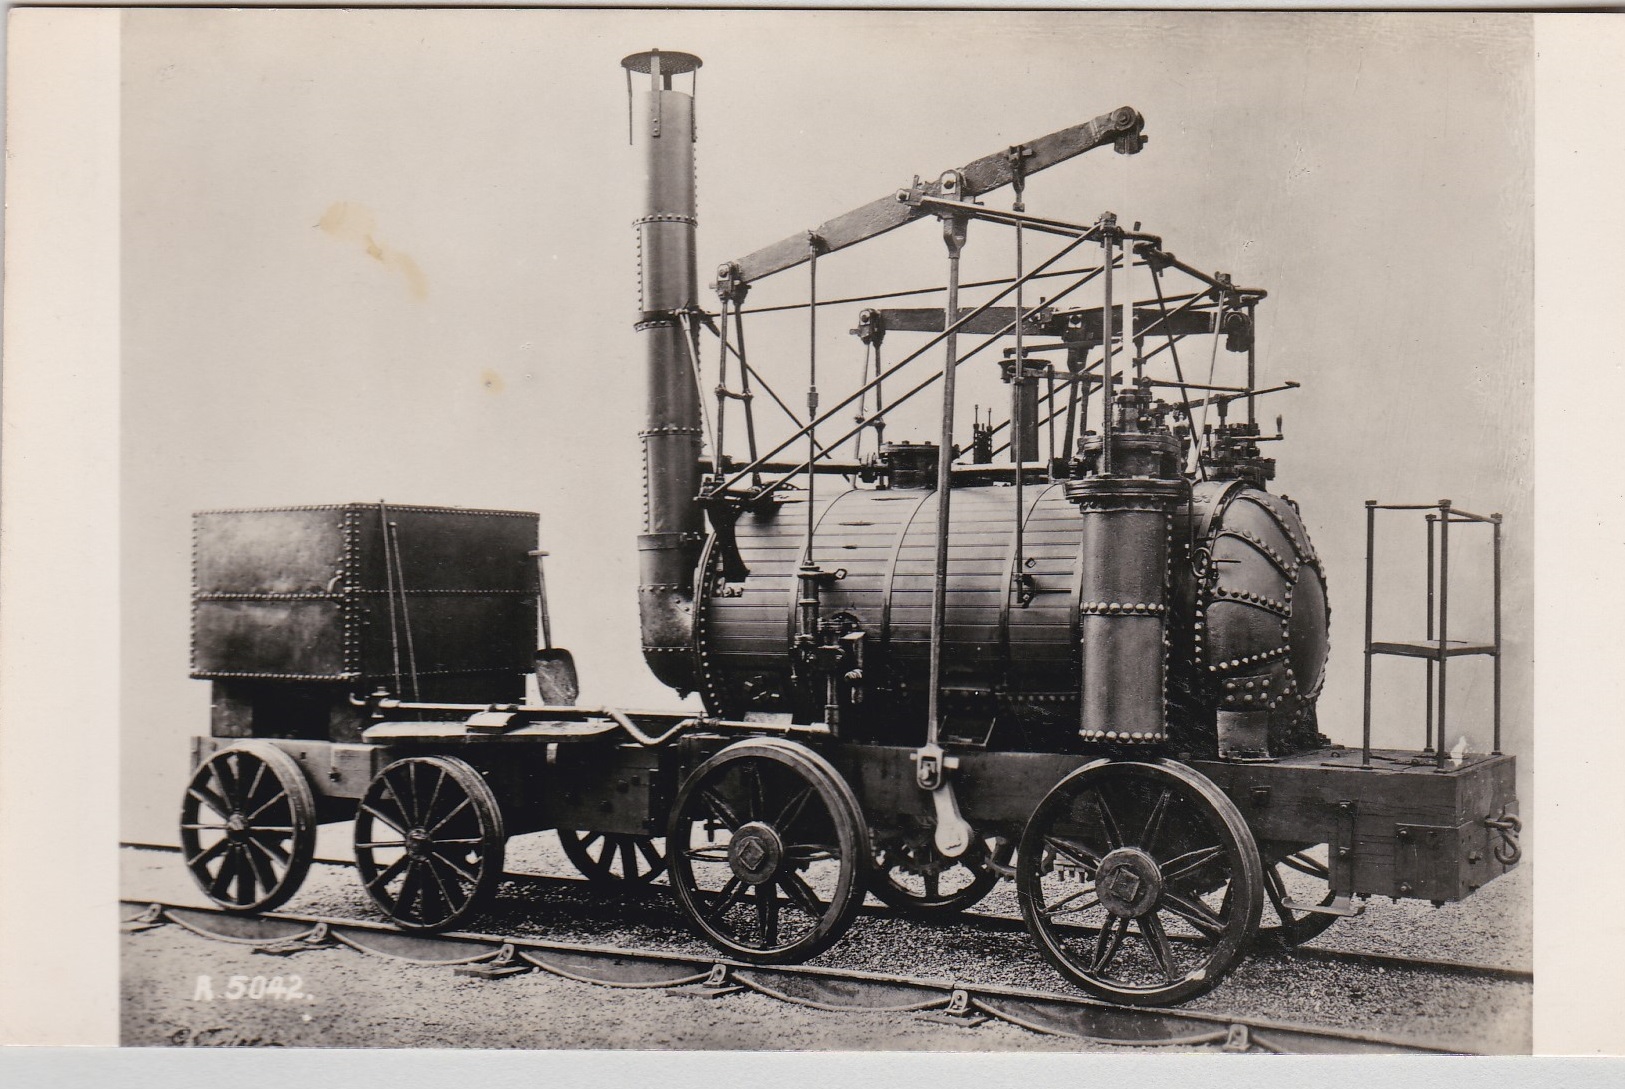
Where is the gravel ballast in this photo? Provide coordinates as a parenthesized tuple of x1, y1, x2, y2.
(121, 838, 1531, 1052)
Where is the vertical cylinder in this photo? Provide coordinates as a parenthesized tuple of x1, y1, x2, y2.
(624, 50, 704, 691)
(1066, 399, 1186, 744)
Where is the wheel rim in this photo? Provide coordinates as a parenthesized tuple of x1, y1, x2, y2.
(1017, 759, 1262, 1006)
(559, 830, 667, 884)
(354, 756, 505, 932)
(668, 739, 868, 963)
(870, 830, 1009, 917)
(180, 741, 316, 913)
(1259, 842, 1337, 947)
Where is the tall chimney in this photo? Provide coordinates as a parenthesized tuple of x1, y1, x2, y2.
(623, 49, 704, 692)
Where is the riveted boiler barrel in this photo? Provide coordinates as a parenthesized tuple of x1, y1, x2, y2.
(695, 477, 1330, 755)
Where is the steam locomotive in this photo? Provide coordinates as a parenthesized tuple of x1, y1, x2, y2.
(179, 50, 1520, 1006)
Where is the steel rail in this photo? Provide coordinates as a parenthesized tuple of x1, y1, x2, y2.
(120, 896, 1480, 1055)
(120, 844, 1531, 985)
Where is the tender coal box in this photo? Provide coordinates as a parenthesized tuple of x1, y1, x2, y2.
(192, 503, 538, 741)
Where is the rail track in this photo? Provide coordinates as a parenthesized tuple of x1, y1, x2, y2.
(122, 897, 1470, 1055)
(120, 841, 1532, 986)
(121, 842, 1527, 1054)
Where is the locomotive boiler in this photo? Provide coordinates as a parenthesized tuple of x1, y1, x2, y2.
(177, 48, 1521, 1008)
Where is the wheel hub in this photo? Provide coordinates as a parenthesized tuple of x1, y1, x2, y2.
(729, 821, 784, 885)
(406, 828, 432, 858)
(225, 813, 248, 840)
(1095, 847, 1164, 917)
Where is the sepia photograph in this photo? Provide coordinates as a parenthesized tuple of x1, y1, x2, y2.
(4, 5, 1619, 1067)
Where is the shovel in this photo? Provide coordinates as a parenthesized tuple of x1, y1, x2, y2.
(530, 549, 579, 706)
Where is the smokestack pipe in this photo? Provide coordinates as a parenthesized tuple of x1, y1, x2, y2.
(624, 49, 704, 692)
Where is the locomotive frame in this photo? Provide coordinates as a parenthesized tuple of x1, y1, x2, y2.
(177, 48, 1522, 1009)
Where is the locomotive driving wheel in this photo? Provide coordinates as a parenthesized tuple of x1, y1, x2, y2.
(353, 756, 506, 932)
(869, 829, 1012, 918)
(559, 830, 667, 884)
(1017, 759, 1263, 1006)
(180, 741, 316, 913)
(1258, 842, 1338, 947)
(668, 738, 869, 964)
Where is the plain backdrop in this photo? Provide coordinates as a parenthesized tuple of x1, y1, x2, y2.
(120, 10, 1533, 842)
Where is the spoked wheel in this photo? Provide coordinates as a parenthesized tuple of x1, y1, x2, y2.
(668, 738, 869, 964)
(1259, 842, 1338, 947)
(180, 741, 316, 913)
(354, 756, 505, 932)
(559, 830, 667, 884)
(869, 829, 1012, 918)
(1017, 759, 1263, 1006)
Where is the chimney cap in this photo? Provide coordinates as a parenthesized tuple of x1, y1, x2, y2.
(621, 50, 703, 76)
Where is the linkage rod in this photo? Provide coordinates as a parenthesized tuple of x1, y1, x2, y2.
(714, 231, 1098, 495)
(735, 265, 1124, 316)
(735, 256, 1113, 503)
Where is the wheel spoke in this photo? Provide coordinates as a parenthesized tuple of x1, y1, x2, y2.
(188, 785, 233, 820)
(242, 836, 282, 892)
(637, 839, 663, 868)
(424, 855, 469, 909)
(620, 838, 639, 878)
(396, 860, 425, 920)
(243, 760, 269, 809)
(208, 846, 242, 898)
(1091, 915, 1128, 973)
(1140, 913, 1179, 983)
(181, 823, 228, 832)
(355, 840, 407, 850)
(189, 836, 230, 870)
(744, 761, 766, 822)
(778, 870, 825, 920)
(685, 845, 732, 863)
(233, 846, 257, 904)
(698, 788, 744, 831)
(361, 803, 410, 836)
(365, 853, 411, 892)
(772, 787, 815, 837)
(429, 849, 480, 886)
(214, 757, 243, 810)
(421, 766, 448, 831)
(1281, 851, 1330, 879)
(428, 796, 472, 835)
(1263, 865, 1292, 922)
(243, 791, 290, 823)
(1160, 891, 1227, 938)
(395, 766, 423, 826)
(1044, 835, 1102, 874)
(416, 861, 449, 923)
(1139, 788, 1171, 853)
(923, 871, 940, 900)
(755, 883, 780, 947)
(702, 876, 749, 924)
(1096, 789, 1123, 850)
(1040, 885, 1100, 919)
(1160, 844, 1225, 883)
(246, 828, 291, 863)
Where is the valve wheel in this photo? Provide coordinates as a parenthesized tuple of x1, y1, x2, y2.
(180, 741, 316, 913)
(1017, 759, 1262, 1006)
(869, 830, 1011, 918)
(668, 738, 869, 964)
(353, 756, 505, 932)
(559, 830, 667, 884)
